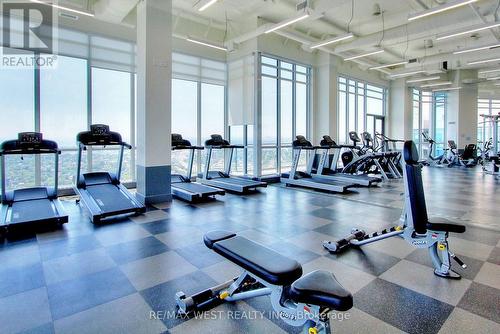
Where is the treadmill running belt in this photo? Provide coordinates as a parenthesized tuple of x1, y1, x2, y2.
(217, 177, 262, 186)
(10, 199, 55, 224)
(173, 183, 219, 194)
(87, 184, 137, 212)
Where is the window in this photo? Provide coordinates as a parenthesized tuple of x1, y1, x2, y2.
(338, 77, 387, 144)
(413, 89, 447, 156)
(259, 55, 311, 175)
(477, 98, 500, 150)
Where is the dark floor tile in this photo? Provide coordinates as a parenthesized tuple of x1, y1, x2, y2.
(39, 234, 102, 261)
(355, 278, 454, 334)
(453, 226, 500, 246)
(487, 247, 500, 265)
(267, 241, 321, 264)
(326, 248, 401, 276)
(192, 219, 250, 233)
(47, 267, 136, 320)
(314, 220, 382, 239)
(141, 219, 177, 235)
(140, 270, 218, 328)
(0, 262, 45, 298)
(105, 236, 170, 265)
(17, 322, 54, 334)
(176, 242, 225, 269)
(405, 248, 484, 281)
(243, 296, 301, 334)
(457, 282, 500, 323)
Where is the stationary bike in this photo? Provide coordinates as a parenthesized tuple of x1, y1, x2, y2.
(421, 132, 448, 167)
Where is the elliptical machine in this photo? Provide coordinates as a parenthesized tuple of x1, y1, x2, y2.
(421, 132, 448, 167)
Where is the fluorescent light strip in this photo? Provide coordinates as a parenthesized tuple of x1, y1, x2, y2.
(369, 61, 408, 70)
(406, 76, 441, 83)
(30, 0, 94, 17)
(420, 81, 452, 88)
(199, 0, 218, 11)
(479, 68, 500, 74)
(265, 14, 310, 34)
(468, 58, 500, 65)
(186, 38, 227, 51)
(310, 33, 354, 49)
(389, 70, 426, 78)
(437, 22, 500, 40)
(453, 43, 500, 55)
(344, 50, 384, 61)
(486, 76, 500, 80)
(432, 87, 462, 92)
(408, 0, 477, 21)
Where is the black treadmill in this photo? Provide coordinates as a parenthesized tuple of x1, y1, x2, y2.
(0, 132, 68, 232)
(171, 134, 225, 202)
(199, 135, 267, 193)
(75, 124, 146, 224)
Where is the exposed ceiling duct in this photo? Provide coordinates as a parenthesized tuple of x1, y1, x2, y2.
(93, 0, 139, 24)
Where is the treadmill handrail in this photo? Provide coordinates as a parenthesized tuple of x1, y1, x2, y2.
(173, 145, 204, 150)
(205, 144, 244, 149)
(78, 141, 132, 149)
(0, 147, 61, 155)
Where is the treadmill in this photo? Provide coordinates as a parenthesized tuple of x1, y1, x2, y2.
(0, 132, 68, 232)
(199, 134, 267, 193)
(171, 134, 225, 202)
(281, 136, 356, 193)
(75, 124, 146, 224)
(313, 135, 382, 187)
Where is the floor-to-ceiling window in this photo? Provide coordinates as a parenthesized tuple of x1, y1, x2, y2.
(477, 98, 500, 150)
(412, 89, 447, 156)
(259, 55, 311, 175)
(338, 77, 387, 144)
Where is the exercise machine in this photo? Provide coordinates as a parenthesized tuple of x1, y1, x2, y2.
(313, 135, 381, 187)
(421, 132, 448, 167)
(480, 113, 500, 176)
(171, 134, 225, 202)
(281, 136, 357, 193)
(199, 135, 266, 193)
(0, 132, 68, 233)
(447, 140, 476, 168)
(323, 141, 467, 279)
(176, 230, 353, 334)
(75, 124, 146, 224)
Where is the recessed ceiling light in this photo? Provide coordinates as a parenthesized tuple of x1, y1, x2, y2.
(408, 0, 478, 21)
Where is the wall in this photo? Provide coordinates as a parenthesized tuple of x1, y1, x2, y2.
(388, 79, 412, 140)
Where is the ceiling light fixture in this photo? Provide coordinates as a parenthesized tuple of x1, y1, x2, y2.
(432, 87, 462, 92)
(408, 0, 477, 21)
(420, 81, 452, 88)
(30, 0, 94, 17)
(389, 70, 426, 78)
(310, 33, 354, 49)
(406, 76, 441, 83)
(453, 43, 500, 55)
(198, 0, 219, 11)
(369, 61, 408, 70)
(186, 37, 227, 51)
(468, 58, 500, 65)
(437, 22, 500, 40)
(344, 49, 384, 61)
(265, 13, 310, 34)
(486, 76, 500, 80)
(479, 68, 500, 74)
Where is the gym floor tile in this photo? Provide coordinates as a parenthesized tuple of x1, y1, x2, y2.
(154, 227, 205, 249)
(0, 262, 45, 298)
(201, 260, 242, 284)
(93, 221, 151, 247)
(325, 247, 401, 277)
(141, 219, 177, 235)
(140, 271, 218, 329)
(290, 214, 335, 229)
(42, 248, 116, 285)
(0, 243, 41, 270)
(285, 231, 334, 256)
(301, 256, 375, 294)
(254, 222, 310, 239)
(0, 287, 52, 334)
(191, 219, 251, 233)
(453, 225, 500, 246)
(46, 267, 136, 320)
(380, 260, 472, 306)
(331, 307, 405, 334)
(309, 207, 355, 222)
(237, 229, 280, 246)
(130, 209, 170, 224)
(438, 308, 500, 334)
(18, 323, 55, 334)
(267, 241, 321, 264)
(354, 278, 454, 334)
(53, 293, 166, 334)
(487, 247, 500, 265)
(447, 236, 494, 261)
(472, 263, 500, 290)
(169, 302, 288, 334)
(457, 282, 500, 324)
(405, 248, 483, 281)
(176, 242, 226, 269)
(359, 235, 416, 259)
(38, 234, 102, 261)
(313, 221, 366, 239)
(120, 251, 197, 290)
(105, 236, 170, 265)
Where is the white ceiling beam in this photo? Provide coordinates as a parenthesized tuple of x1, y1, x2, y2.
(93, 0, 139, 24)
(468, 3, 500, 42)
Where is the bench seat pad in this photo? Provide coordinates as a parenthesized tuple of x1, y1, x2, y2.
(204, 231, 303, 286)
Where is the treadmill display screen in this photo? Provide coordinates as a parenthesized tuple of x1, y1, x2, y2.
(19, 132, 42, 144)
(91, 124, 110, 135)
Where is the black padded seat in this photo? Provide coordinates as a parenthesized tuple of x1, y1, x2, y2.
(204, 231, 302, 286)
(289, 270, 353, 311)
(427, 218, 466, 234)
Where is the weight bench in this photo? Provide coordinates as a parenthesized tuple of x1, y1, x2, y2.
(176, 231, 352, 334)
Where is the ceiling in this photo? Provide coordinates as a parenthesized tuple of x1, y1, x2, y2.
(61, 0, 500, 91)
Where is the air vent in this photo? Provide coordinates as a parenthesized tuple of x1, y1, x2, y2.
(296, 0, 308, 11)
(408, 58, 418, 64)
(59, 12, 79, 20)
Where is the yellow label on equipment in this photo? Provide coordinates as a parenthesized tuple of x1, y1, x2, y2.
(309, 328, 318, 334)
(219, 291, 229, 299)
(438, 243, 446, 250)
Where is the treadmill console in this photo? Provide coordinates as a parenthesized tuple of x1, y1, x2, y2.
(91, 124, 110, 135)
(211, 134, 224, 142)
(18, 132, 42, 144)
